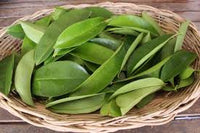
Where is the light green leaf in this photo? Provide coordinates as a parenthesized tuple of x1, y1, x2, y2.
(110, 78, 164, 99)
(174, 20, 190, 52)
(15, 50, 35, 106)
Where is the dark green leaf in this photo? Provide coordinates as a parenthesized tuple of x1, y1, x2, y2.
(35, 9, 91, 65)
(71, 42, 114, 64)
(136, 93, 155, 108)
(121, 33, 143, 70)
(161, 50, 196, 82)
(127, 34, 174, 75)
(32, 61, 89, 97)
(21, 36, 36, 55)
(90, 38, 120, 50)
(0, 54, 15, 95)
(7, 24, 25, 39)
(70, 40, 128, 96)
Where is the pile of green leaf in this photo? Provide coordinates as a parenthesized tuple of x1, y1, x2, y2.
(0, 7, 197, 117)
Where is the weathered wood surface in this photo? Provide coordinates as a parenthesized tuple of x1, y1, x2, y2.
(0, 0, 200, 132)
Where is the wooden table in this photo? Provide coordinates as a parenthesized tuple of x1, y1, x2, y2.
(0, 0, 200, 132)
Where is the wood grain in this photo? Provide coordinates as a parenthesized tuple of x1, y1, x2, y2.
(0, 0, 200, 132)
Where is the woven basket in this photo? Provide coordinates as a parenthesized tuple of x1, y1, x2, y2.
(0, 2, 200, 132)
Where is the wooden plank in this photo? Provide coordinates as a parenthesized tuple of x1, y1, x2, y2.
(0, 119, 200, 133)
(0, 1, 199, 12)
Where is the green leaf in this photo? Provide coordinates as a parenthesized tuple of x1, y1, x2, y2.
(142, 12, 164, 35)
(179, 67, 195, 80)
(47, 93, 105, 114)
(71, 42, 114, 65)
(34, 9, 91, 65)
(136, 93, 155, 108)
(54, 17, 107, 49)
(32, 61, 89, 97)
(141, 32, 151, 44)
(110, 78, 164, 99)
(118, 56, 171, 82)
(83, 61, 99, 73)
(70, 40, 128, 96)
(20, 21, 46, 44)
(53, 48, 75, 56)
(127, 34, 174, 75)
(21, 36, 36, 55)
(15, 50, 35, 106)
(174, 21, 190, 52)
(161, 50, 196, 82)
(107, 27, 139, 36)
(177, 75, 194, 89)
(86, 7, 113, 19)
(35, 15, 52, 27)
(0, 54, 15, 95)
(108, 15, 158, 36)
(120, 33, 143, 70)
(102, 82, 126, 93)
(90, 38, 121, 50)
(51, 7, 68, 21)
(100, 99, 121, 117)
(160, 38, 176, 60)
(7, 24, 25, 39)
(116, 85, 162, 115)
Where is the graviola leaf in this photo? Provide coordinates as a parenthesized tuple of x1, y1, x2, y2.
(117, 56, 171, 82)
(142, 11, 164, 35)
(161, 50, 197, 82)
(127, 34, 174, 75)
(136, 93, 155, 108)
(179, 67, 195, 80)
(90, 38, 120, 50)
(51, 7, 68, 21)
(0, 54, 15, 95)
(32, 61, 89, 97)
(86, 7, 113, 19)
(20, 21, 46, 44)
(100, 99, 121, 117)
(120, 33, 143, 70)
(47, 93, 105, 114)
(108, 15, 158, 36)
(141, 32, 151, 44)
(15, 50, 35, 106)
(107, 27, 139, 36)
(174, 20, 190, 52)
(7, 24, 25, 39)
(35, 15, 52, 27)
(34, 9, 91, 65)
(116, 85, 162, 115)
(70, 40, 128, 96)
(21, 36, 36, 55)
(110, 78, 164, 99)
(54, 17, 107, 49)
(71, 42, 114, 65)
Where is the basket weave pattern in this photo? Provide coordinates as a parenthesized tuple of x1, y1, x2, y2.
(0, 2, 200, 132)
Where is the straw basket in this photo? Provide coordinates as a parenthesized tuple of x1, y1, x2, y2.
(0, 2, 200, 133)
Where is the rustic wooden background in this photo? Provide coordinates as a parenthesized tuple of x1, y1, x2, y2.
(0, 0, 200, 133)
